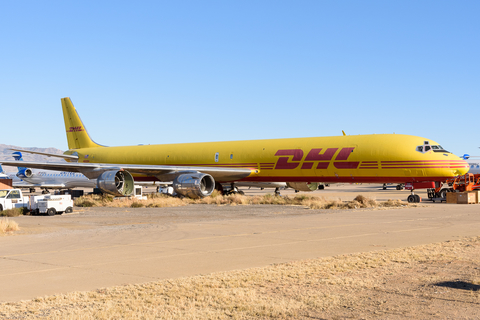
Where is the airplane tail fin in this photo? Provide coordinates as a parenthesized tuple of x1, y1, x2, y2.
(62, 97, 103, 150)
(12, 152, 27, 176)
(0, 164, 4, 174)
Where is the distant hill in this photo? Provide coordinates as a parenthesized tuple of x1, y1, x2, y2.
(0, 144, 64, 172)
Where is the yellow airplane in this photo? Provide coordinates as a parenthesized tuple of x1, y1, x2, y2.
(0, 97, 468, 202)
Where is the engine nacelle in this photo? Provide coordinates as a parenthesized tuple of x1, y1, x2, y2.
(286, 182, 319, 192)
(17, 168, 33, 179)
(97, 170, 134, 196)
(173, 173, 215, 199)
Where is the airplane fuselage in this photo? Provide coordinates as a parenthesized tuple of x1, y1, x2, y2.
(22, 170, 97, 189)
(65, 134, 467, 184)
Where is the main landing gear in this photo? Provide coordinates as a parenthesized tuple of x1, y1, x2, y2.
(274, 187, 281, 196)
(224, 183, 245, 195)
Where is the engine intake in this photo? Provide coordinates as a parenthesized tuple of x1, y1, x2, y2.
(97, 170, 134, 196)
(17, 168, 33, 179)
(173, 173, 215, 199)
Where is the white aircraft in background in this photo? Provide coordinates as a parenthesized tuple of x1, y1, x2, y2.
(462, 153, 480, 175)
(9, 150, 175, 193)
(11, 151, 97, 192)
(0, 163, 36, 191)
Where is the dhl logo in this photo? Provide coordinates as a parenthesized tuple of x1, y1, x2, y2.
(67, 126, 84, 132)
(274, 148, 359, 170)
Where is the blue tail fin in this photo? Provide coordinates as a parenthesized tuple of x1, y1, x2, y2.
(12, 152, 27, 174)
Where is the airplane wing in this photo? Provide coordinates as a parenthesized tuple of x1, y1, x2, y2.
(8, 148, 79, 161)
(0, 160, 255, 182)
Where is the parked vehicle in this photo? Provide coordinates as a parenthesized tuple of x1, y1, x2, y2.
(0, 189, 73, 215)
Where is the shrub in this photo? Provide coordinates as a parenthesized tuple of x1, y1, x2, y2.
(0, 208, 26, 217)
(130, 201, 145, 208)
(0, 218, 19, 234)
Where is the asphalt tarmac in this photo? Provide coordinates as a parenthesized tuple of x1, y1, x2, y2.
(1, 184, 479, 302)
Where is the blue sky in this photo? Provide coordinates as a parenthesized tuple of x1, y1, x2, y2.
(1, 1, 479, 156)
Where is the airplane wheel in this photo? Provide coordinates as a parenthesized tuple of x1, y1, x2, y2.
(439, 190, 447, 199)
(383, 184, 387, 190)
(46, 208, 56, 216)
(407, 195, 415, 203)
(414, 195, 421, 203)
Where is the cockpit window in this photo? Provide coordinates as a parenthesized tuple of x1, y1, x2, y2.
(416, 141, 450, 154)
(431, 145, 449, 152)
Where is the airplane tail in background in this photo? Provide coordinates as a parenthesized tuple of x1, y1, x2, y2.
(61, 97, 103, 150)
(12, 152, 27, 173)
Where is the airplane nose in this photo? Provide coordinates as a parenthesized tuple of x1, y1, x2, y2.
(454, 158, 470, 176)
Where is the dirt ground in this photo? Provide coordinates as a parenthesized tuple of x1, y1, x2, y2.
(1, 185, 479, 319)
(0, 237, 479, 319)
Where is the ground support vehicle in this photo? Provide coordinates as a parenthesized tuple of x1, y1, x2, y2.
(0, 188, 73, 215)
(426, 174, 480, 203)
(36, 195, 73, 216)
(0, 189, 29, 211)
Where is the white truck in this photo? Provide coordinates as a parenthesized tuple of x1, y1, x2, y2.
(0, 189, 29, 211)
(0, 189, 73, 216)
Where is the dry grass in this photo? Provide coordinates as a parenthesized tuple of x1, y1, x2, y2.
(0, 207, 29, 217)
(1, 237, 479, 319)
(74, 193, 411, 210)
(0, 218, 19, 234)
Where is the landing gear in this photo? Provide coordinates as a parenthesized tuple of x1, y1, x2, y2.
(224, 183, 245, 195)
(407, 193, 421, 203)
(274, 187, 281, 196)
(214, 182, 224, 195)
(383, 184, 387, 190)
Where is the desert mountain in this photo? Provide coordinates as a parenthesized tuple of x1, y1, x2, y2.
(0, 144, 64, 172)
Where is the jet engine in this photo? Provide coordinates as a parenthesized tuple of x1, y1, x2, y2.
(17, 168, 33, 179)
(286, 182, 319, 192)
(173, 173, 215, 199)
(97, 170, 134, 196)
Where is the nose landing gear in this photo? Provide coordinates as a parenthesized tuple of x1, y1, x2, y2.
(407, 192, 421, 203)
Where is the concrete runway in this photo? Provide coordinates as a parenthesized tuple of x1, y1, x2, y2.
(1, 185, 480, 302)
